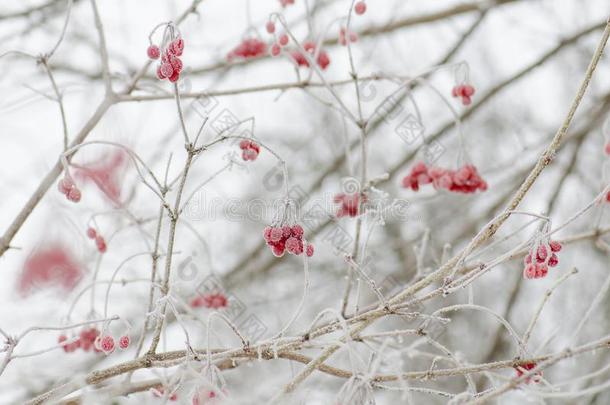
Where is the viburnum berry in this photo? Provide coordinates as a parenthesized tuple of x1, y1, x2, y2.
(402, 162, 487, 194)
(160, 62, 174, 78)
(118, 335, 130, 350)
(339, 27, 358, 46)
(451, 84, 476, 106)
(607, 190, 610, 202)
(86, 227, 97, 239)
(170, 38, 184, 56)
(191, 293, 228, 309)
(58, 177, 83, 203)
(278, 34, 289, 47)
(279, 0, 295, 7)
(271, 43, 281, 57)
(266, 21, 276, 34)
(95, 235, 107, 253)
(192, 389, 218, 405)
(147, 44, 160, 59)
(239, 139, 261, 161)
(264, 223, 313, 257)
(227, 38, 267, 61)
(334, 193, 366, 217)
(98, 335, 115, 354)
(605, 141, 610, 155)
(354, 1, 367, 15)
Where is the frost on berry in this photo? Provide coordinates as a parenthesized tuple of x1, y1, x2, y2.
(354, 1, 367, 15)
(270, 43, 281, 57)
(402, 162, 487, 194)
(19, 245, 82, 295)
(266, 21, 276, 34)
(278, 34, 289, 47)
(119, 335, 130, 349)
(152, 386, 178, 401)
(227, 38, 267, 61)
(334, 193, 366, 217)
(239, 139, 261, 161)
(151, 30, 185, 83)
(451, 84, 476, 106)
(523, 240, 561, 279)
(97, 335, 115, 354)
(147, 44, 160, 59)
(192, 388, 219, 405)
(58, 176, 82, 203)
(264, 222, 313, 258)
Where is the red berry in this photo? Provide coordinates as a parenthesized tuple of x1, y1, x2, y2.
(170, 55, 183, 73)
(605, 142, 610, 156)
(99, 335, 115, 354)
(86, 227, 96, 239)
(306, 244, 314, 257)
(279, 34, 289, 47)
(270, 227, 283, 243)
(168, 70, 180, 83)
(354, 1, 367, 15)
(271, 43, 281, 56)
(67, 187, 81, 203)
(266, 21, 276, 34)
(549, 240, 562, 252)
(95, 236, 107, 253)
(272, 242, 285, 257)
(119, 335, 130, 349)
(156, 65, 166, 80)
(170, 38, 185, 56)
(548, 253, 559, 267)
(160, 63, 174, 78)
(147, 45, 160, 59)
(291, 224, 304, 238)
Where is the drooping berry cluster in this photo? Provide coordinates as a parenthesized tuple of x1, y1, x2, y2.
(263, 224, 314, 257)
(239, 139, 260, 161)
(402, 162, 488, 194)
(58, 176, 81, 203)
(291, 41, 330, 70)
(149, 37, 185, 83)
(58, 327, 100, 353)
(451, 84, 475, 106)
(192, 389, 219, 405)
(334, 193, 366, 217)
(339, 27, 358, 46)
(523, 240, 562, 279)
(19, 245, 82, 295)
(86, 227, 107, 253)
(354, 1, 367, 15)
(227, 38, 267, 61)
(270, 32, 290, 57)
(191, 292, 229, 309)
(514, 362, 542, 384)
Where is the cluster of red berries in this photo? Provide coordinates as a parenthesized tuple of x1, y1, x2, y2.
(523, 240, 562, 279)
(58, 327, 100, 353)
(190, 292, 228, 309)
(86, 227, 107, 253)
(451, 84, 475, 106)
(279, 0, 295, 7)
(514, 362, 542, 384)
(263, 224, 314, 257)
(148, 37, 185, 83)
(58, 176, 81, 203)
(227, 38, 267, 61)
(354, 1, 367, 15)
(339, 27, 358, 46)
(291, 41, 330, 70)
(152, 386, 178, 401)
(59, 328, 130, 355)
(334, 193, 365, 217)
(402, 162, 488, 194)
(239, 139, 260, 161)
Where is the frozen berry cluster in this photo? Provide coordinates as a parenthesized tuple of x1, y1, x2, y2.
(58, 176, 81, 203)
(402, 162, 487, 194)
(152, 386, 178, 401)
(291, 41, 330, 70)
(523, 240, 562, 279)
(148, 37, 185, 83)
(192, 389, 219, 405)
(263, 224, 314, 257)
(239, 139, 260, 161)
(58, 327, 100, 353)
(227, 38, 267, 61)
(334, 193, 365, 217)
(190, 292, 228, 309)
(86, 227, 107, 253)
(451, 84, 475, 106)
